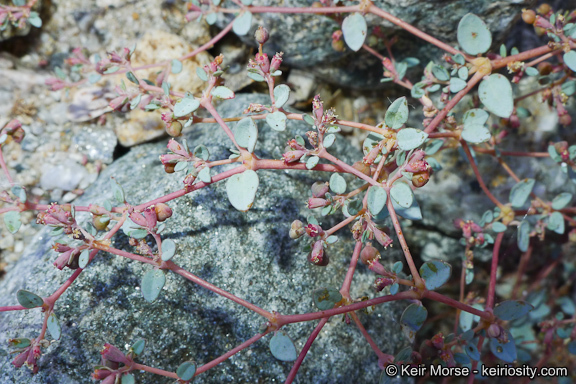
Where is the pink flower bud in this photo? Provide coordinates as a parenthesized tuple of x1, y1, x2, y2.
(307, 197, 329, 209)
(270, 52, 284, 72)
(374, 277, 394, 291)
(534, 16, 553, 29)
(100, 343, 130, 365)
(311, 181, 329, 198)
(102, 373, 120, 384)
(363, 143, 382, 165)
(312, 95, 324, 121)
(166, 139, 190, 157)
(405, 160, 429, 173)
(255, 53, 270, 73)
(92, 367, 114, 380)
(185, 11, 202, 22)
(373, 227, 393, 248)
(308, 240, 327, 266)
(45, 77, 66, 91)
(143, 206, 157, 228)
(282, 150, 306, 164)
(129, 211, 148, 228)
(12, 349, 29, 368)
(109, 96, 129, 111)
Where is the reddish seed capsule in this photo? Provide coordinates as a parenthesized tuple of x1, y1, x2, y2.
(352, 161, 372, 177)
(155, 203, 173, 222)
(522, 9, 536, 24)
(166, 121, 183, 137)
(92, 215, 110, 231)
(412, 171, 430, 188)
(360, 243, 381, 265)
(164, 163, 176, 174)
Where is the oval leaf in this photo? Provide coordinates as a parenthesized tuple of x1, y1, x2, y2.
(552, 192, 572, 210)
(342, 13, 367, 52)
(226, 170, 259, 212)
(234, 117, 258, 153)
(312, 287, 342, 310)
(171, 59, 183, 74)
(306, 156, 319, 170)
(141, 269, 166, 303)
(463, 108, 490, 126)
(47, 313, 61, 340)
(177, 361, 197, 381)
(211, 86, 235, 99)
(4, 211, 22, 234)
(174, 97, 200, 118)
(479, 74, 513, 118)
(419, 260, 452, 290)
(79, 249, 90, 269)
(450, 77, 467, 93)
(457, 13, 492, 55)
(269, 330, 297, 362)
(161, 239, 176, 261)
(266, 111, 286, 132)
(461, 124, 491, 144)
(385, 97, 409, 129)
(390, 182, 413, 209)
(509, 178, 535, 208)
(368, 186, 387, 216)
(122, 374, 135, 384)
(233, 11, 252, 36)
(329, 173, 347, 195)
(396, 128, 428, 151)
(493, 300, 534, 321)
(274, 85, 290, 109)
(131, 339, 146, 355)
(323, 134, 336, 148)
(400, 303, 428, 332)
(517, 220, 530, 252)
(489, 330, 516, 363)
(564, 51, 576, 72)
(17, 289, 44, 309)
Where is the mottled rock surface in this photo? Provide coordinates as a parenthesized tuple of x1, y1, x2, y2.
(0, 94, 407, 383)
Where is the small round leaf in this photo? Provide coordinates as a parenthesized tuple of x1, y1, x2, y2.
(400, 303, 427, 332)
(141, 269, 166, 303)
(131, 339, 146, 355)
(47, 313, 61, 340)
(274, 85, 290, 109)
(552, 192, 572, 210)
(342, 13, 367, 52)
(211, 86, 235, 99)
(367, 186, 387, 216)
(4, 211, 22, 234)
(479, 74, 514, 118)
(457, 13, 492, 55)
(161, 239, 176, 261)
(419, 260, 452, 290)
(233, 11, 252, 36)
(564, 51, 576, 72)
(121, 374, 135, 384)
(329, 173, 347, 195)
(177, 361, 197, 381)
(266, 112, 287, 132)
(509, 178, 535, 208)
(385, 97, 409, 129)
(174, 97, 200, 118)
(79, 249, 90, 269)
(312, 287, 342, 310)
(234, 117, 258, 153)
(226, 170, 260, 212)
(396, 128, 428, 151)
(390, 182, 413, 209)
(493, 300, 534, 321)
(450, 77, 467, 93)
(171, 59, 183, 74)
(269, 330, 297, 362)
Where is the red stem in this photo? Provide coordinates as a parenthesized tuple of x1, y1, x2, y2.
(284, 318, 329, 384)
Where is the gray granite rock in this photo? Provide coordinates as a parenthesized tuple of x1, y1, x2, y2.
(0, 94, 407, 383)
(217, 0, 528, 89)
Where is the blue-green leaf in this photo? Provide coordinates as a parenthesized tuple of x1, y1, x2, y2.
(323, 134, 336, 148)
(274, 84, 290, 109)
(463, 108, 490, 126)
(226, 170, 259, 212)
(121, 374, 135, 384)
(302, 114, 315, 126)
(432, 65, 449, 81)
(489, 330, 516, 363)
(141, 269, 166, 303)
(28, 12, 42, 28)
(312, 287, 342, 310)
(396, 128, 428, 151)
(174, 97, 200, 118)
(4, 211, 21, 234)
(494, 300, 534, 320)
(47, 313, 61, 340)
(457, 13, 492, 55)
(329, 173, 347, 194)
(234, 117, 258, 153)
(266, 111, 287, 132)
(306, 156, 319, 170)
(464, 343, 481, 361)
(400, 303, 427, 333)
(552, 192, 572, 209)
(342, 13, 367, 52)
(367, 186, 387, 216)
(509, 178, 535, 208)
(233, 11, 252, 36)
(450, 77, 467, 93)
(177, 361, 197, 381)
(419, 260, 452, 290)
(479, 74, 514, 118)
(564, 51, 576, 72)
(194, 144, 209, 161)
(171, 59, 183, 74)
(111, 178, 125, 204)
(517, 220, 530, 252)
(491, 222, 507, 233)
(525, 67, 539, 76)
(461, 124, 491, 144)
(390, 181, 413, 208)
(161, 239, 176, 261)
(196, 67, 208, 81)
(205, 13, 217, 25)
(17, 289, 44, 309)
(458, 67, 469, 80)
(547, 211, 565, 234)
(269, 330, 297, 362)
(385, 97, 409, 129)
(198, 166, 211, 183)
(131, 339, 146, 355)
(79, 249, 90, 269)
(88, 73, 102, 84)
(211, 86, 235, 99)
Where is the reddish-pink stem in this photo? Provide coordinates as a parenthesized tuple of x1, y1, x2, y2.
(487, 232, 504, 310)
(284, 318, 329, 384)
